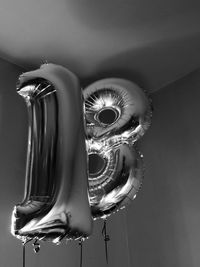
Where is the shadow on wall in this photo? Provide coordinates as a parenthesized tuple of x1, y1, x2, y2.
(0, 59, 28, 266)
(126, 69, 200, 267)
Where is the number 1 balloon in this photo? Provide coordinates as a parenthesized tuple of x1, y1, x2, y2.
(11, 63, 93, 243)
(11, 64, 152, 245)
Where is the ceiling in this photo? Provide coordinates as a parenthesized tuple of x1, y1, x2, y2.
(0, 0, 200, 92)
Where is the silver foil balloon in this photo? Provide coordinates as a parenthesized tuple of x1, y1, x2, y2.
(11, 63, 93, 243)
(84, 78, 152, 143)
(88, 143, 144, 219)
(83, 78, 152, 218)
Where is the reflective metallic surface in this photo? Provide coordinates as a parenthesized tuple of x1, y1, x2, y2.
(11, 64, 93, 243)
(88, 143, 144, 219)
(84, 78, 152, 143)
(11, 66, 152, 242)
(84, 78, 151, 218)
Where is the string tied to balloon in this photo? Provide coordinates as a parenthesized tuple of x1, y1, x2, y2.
(22, 238, 31, 267)
(22, 241, 26, 267)
(102, 219, 110, 264)
(79, 238, 84, 267)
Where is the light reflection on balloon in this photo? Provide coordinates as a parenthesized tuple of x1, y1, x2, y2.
(84, 78, 152, 143)
(84, 78, 152, 219)
(11, 66, 152, 246)
(11, 63, 93, 243)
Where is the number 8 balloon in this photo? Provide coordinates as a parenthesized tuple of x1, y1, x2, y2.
(11, 64, 152, 243)
(84, 78, 152, 219)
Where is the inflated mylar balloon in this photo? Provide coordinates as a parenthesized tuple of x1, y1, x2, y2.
(83, 78, 152, 218)
(11, 64, 152, 245)
(11, 63, 93, 243)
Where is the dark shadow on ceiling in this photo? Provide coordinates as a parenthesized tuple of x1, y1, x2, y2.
(81, 32, 200, 93)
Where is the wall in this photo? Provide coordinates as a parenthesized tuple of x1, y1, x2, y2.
(126, 69, 200, 267)
(0, 59, 27, 266)
(0, 58, 200, 267)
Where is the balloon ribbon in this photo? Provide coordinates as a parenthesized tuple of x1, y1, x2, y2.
(22, 243, 25, 267)
(79, 239, 83, 267)
(102, 220, 110, 264)
(22, 239, 32, 267)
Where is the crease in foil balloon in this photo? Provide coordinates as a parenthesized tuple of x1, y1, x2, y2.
(11, 63, 93, 244)
(83, 78, 152, 219)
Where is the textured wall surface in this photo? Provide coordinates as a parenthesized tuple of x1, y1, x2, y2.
(0, 58, 200, 267)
